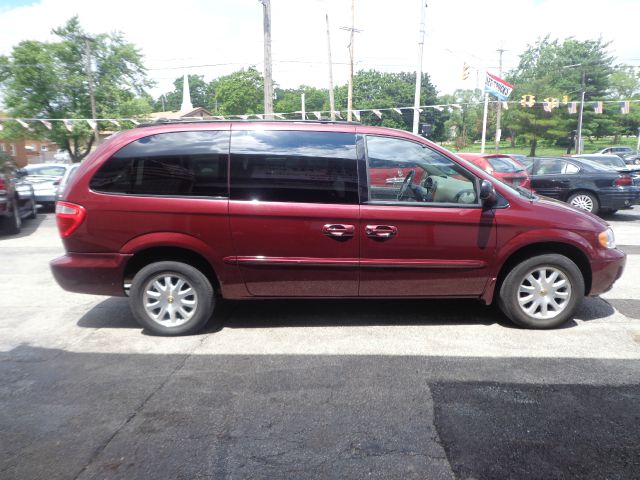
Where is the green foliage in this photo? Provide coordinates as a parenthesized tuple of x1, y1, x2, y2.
(214, 67, 264, 115)
(275, 85, 329, 116)
(504, 36, 619, 155)
(0, 16, 152, 162)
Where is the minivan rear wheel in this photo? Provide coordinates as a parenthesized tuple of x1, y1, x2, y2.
(129, 261, 214, 336)
(498, 254, 584, 329)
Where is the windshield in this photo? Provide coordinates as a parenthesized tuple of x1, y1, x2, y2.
(25, 165, 66, 176)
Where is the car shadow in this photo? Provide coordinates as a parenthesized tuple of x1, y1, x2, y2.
(600, 211, 640, 222)
(76, 295, 617, 333)
(600, 298, 640, 320)
(1, 213, 47, 239)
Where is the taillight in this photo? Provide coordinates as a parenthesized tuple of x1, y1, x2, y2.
(0, 177, 6, 194)
(614, 175, 632, 187)
(55, 201, 86, 238)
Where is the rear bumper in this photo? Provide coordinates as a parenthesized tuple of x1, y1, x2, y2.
(50, 253, 132, 296)
(589, 248, 626, 296)
(599, 190, 640, 210)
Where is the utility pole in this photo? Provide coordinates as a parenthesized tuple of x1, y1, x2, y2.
(260, 0, 274, 119)
(82, 36, 99, 146)
(340, 0, 361, 122)
(412, 1, 427, 135)
(325, 12, 336, 121)
(301, 92, 306, 120)
(576, 70, 586, 154)
(494, 47, 506, 152)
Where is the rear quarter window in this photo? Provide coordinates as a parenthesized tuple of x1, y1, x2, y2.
(90, 131, 229, 197)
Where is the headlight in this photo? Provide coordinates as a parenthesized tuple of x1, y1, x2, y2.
(598, 228, 616, 249)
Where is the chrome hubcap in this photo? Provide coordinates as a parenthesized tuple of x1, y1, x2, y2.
(570, 195, 593, 212)
(517, 266, 572, 320)
(143, 273, 198, 327)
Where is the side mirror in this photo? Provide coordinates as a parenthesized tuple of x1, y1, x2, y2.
(16, 168, 27, 178)
(479, 179, 497, 208)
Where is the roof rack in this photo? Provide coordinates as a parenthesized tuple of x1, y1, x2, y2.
(136, 118, 359, 128)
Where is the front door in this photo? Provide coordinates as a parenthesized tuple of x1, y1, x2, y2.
(228, 128, 360, 296)
(359, 135, 497, 297)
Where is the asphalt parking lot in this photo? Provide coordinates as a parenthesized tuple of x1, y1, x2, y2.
(1, 212, 639, 479)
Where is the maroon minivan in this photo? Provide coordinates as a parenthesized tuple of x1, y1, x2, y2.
(51, 121, 625, 335)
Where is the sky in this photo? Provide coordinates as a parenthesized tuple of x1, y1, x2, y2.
(1, 0, 639, 106)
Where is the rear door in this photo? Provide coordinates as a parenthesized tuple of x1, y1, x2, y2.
(530, 158, 580, 200)
(228, 128, 360, 296)
(359, 135, 497, 297)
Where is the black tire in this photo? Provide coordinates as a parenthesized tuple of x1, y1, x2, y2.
(567, 191, 599, 215)
(129, 261, 214, 336)
(498, 254, 584, 329)
(27, 198, 37, 219)
(2, 200, 21, 235)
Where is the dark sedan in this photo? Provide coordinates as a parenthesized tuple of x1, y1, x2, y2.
(527, 156, 640, 215)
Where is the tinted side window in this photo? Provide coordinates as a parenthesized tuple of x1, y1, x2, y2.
(230, 130, 358, 204)
(90, 131, 229, 197)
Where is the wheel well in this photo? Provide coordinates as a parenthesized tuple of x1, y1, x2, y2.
(568, 189, 599, 202)
(124, 247, 220, 293)
(494, 242, 592, 301)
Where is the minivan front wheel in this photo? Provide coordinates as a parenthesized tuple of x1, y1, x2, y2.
(498, 254, 584, 329)
(129, 261, 214, 336)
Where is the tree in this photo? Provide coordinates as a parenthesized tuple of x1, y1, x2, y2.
(505, 36, 615, 155)
(440, 89, 484, 149)
(333, 70, 437, 132)
(274, 85, 329, 116)
(0, 17, 152, 162)
(214, 67, 264, 115)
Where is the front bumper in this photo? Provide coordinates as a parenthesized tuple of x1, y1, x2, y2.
(589, 248, 626, 296)
(50, 253, 132, 296)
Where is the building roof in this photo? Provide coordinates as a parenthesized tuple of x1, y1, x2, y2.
(147, 107, 213, 119)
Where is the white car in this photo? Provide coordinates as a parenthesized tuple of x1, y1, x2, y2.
(21, 163, 72, 210)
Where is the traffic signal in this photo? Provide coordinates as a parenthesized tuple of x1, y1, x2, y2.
(462, 62, 470, 80)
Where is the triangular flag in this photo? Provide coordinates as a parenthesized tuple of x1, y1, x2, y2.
(501, 102, 509, 110)
(108, 119, 120, 128)
(239, 115, 248, 120)
(129, 119, 139, 125)
(393, 108, 402, 114)
(274, 113, 285, 119)
(353, 110, 361, 121)
(432, 106, 444, 112)
(543, 101, 551, 113)
(40, 120, 52, 130)
(254, 114, 263, 119)
(334, 111, 342, 119)
(86, 119, 97, 129)
(313, 111, 322, 120)
(372, 109, 382, 119)
(16, 119, 30, 130)
(63, 119, 74, 132)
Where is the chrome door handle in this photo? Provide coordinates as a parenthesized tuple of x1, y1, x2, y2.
(323, 224, 355, 238)
(365, 225, 398, 239)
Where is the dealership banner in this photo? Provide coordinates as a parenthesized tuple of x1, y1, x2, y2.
(484, 73, 514, 101)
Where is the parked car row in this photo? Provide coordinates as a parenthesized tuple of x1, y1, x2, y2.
(456, 152, 640, 215)
(0, 160, 79, 236)
(0, 160, 38, 235)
